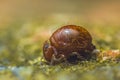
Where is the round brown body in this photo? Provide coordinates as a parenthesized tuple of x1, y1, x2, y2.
(43, 25, 96, 64)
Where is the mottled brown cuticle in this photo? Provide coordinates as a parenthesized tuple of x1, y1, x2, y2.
(43, 25, 96, 64)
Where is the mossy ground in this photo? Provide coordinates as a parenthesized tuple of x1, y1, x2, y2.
(0, 21, 120, 80)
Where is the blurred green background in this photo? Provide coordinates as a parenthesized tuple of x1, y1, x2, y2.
(0, 0, 120, 80)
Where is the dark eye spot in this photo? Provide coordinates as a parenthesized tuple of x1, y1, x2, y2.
(44, 44, 49, 49)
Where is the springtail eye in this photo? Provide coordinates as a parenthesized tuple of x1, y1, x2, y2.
(44, 41, 50, 49)
(44, 43, 49, 49)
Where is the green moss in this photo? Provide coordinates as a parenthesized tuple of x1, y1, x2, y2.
(0, 22, 120, 80)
